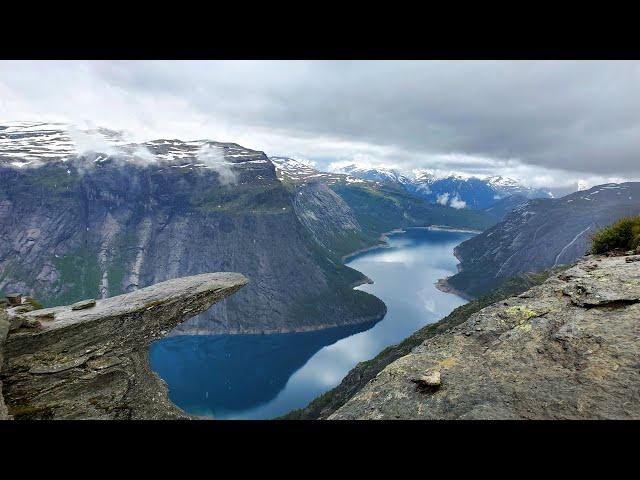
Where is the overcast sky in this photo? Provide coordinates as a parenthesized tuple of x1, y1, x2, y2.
(1, 60, 639, 192)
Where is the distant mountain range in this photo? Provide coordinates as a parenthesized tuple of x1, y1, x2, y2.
(330, 163, 553, 210)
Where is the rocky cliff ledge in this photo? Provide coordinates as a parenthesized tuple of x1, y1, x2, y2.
(0, 272, 247, 419)
(329, 253, 640, 419)
(0, 309, 9, 419)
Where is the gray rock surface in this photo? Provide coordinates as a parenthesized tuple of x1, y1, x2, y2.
(0, 309, 9, 419)
(71, 299, 96, 310)
(330, 254, 640, 419)
(1, 272, 247, 419)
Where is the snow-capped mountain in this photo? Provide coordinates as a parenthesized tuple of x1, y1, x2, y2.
(485, 175, 553, 200)
(0, 121, 269, 171)
(269, 156, 319, 180)
(406, 176, 497, 209)
(269, 157, 368, 186)
(331, 163, 411, 185)
(326, 163, 553, 210)
(408, 174, 552, 210)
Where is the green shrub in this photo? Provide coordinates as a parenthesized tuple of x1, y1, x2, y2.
(24, 297, 44, 310)
(590, 216, 640, 254)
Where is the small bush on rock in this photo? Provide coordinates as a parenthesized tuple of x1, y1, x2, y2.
(591, 216, 640, 254)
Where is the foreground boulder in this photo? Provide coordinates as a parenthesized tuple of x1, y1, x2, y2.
(329, 254, 640, 419)
(1, 272, 247, 420)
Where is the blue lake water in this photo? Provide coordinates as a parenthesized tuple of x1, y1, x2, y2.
(150, 228, 473, 419)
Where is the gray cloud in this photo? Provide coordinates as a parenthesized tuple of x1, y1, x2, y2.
(1, 60, 639, 189)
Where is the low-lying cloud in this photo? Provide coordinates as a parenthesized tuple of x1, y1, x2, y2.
(66, 127, 158, 174)
(197, 144, 237, 185)
(449, 195, 467, 209)
(436, 192, 467, 209)
(436, 192, 450, 206)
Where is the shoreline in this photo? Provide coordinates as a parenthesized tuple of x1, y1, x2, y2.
(341, 224, 480, 263)
(434, 277, 475, 301)
(344, 223, 478, 313)
(168, 312, 385, 336)
(350, 276, 374, 289)
(415, 225, 483, 234)
(340, 228, 405, 263)
(434, 245, 475, 300)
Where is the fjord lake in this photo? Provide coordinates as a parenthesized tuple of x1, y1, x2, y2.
(150, 228, 474, 419)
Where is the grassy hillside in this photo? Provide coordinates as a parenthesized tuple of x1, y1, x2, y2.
(319, 183, 495, 260)
(333, 183, 495, 234)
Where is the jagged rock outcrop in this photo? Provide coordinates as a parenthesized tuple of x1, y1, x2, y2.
(329, 254, 640, 419)
(292, 182, 367, 258)
(0, 272, 247, 419)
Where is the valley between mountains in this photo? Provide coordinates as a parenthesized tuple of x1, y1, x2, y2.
(1, 122, 639, 420)
(0, 123, 493, 336)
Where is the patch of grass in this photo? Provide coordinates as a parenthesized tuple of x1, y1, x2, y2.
(9, 165, 81, 200)
(51, 245, 102, 306)
(190, 182, 291, 215)
(590, 216, 640, 254)
(24, 297, 44, 310)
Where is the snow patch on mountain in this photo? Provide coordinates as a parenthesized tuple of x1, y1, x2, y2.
(0, 121, 266, 173)
(329, 163, 410, 185)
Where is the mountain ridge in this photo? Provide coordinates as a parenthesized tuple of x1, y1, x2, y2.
(447, 182, 640, 297)
(329, 162, 553, 210)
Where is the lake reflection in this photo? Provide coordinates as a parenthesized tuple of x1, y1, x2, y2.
(150, 228, 473, 419)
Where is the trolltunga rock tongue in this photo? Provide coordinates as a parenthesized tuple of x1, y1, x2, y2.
(1, 272, 248, 420)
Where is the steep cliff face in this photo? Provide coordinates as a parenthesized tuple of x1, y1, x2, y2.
(1, 273, 247, 419)
(328, 253, 640, 420)
(0, 308, 8, 419)
(291, 182, 372, 260)
(448, 182, 640, 297)
(0, 132, 383, 334)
